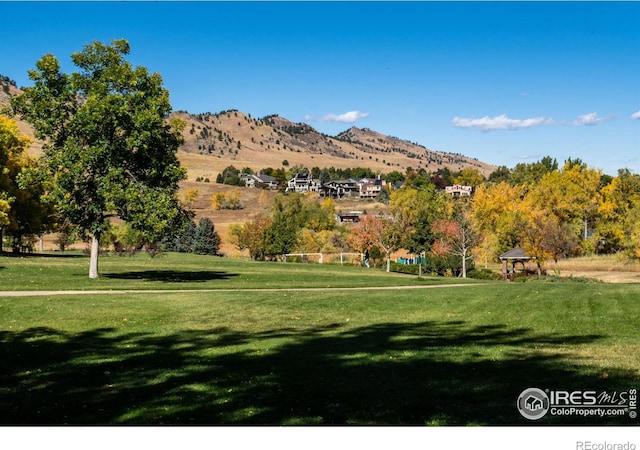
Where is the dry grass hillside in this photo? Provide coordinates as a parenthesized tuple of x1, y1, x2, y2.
(173, 109, 495, 181)
(546, 255, 640, 283)
(3, 79, 494, 179)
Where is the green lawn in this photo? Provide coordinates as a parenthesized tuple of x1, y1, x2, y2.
(0, 251, 469, 291)
(0, 252, 638, 425)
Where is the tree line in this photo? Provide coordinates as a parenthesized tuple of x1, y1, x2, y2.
(214, 164, 382, 188)
(219, 156, 640, 278)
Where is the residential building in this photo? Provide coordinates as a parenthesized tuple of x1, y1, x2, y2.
(445, 184, 473, 196)
(319, 179, 360, 198)
(286, 173, 321, 193)
(240, 173, 280, 189)
(358, 177, 383, 199)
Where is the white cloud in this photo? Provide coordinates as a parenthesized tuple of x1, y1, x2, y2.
(572, 112, 614, 126)
(306, 110, 370, 124)
(630, 110, 640, 120)
(451, 114, 551, 132)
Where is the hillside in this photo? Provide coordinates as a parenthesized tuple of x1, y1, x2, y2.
(173, 109, 494, 181)
(2, 77, 494, 180)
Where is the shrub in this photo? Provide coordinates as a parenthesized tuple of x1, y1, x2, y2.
(389, 253, 473, 277)
(467, 268, 501, 280)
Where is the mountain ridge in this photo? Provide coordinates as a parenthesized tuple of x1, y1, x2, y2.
(172, 108, 494, 180)
(1, 77, 495, 180)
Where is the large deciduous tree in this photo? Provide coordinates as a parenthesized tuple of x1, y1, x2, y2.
(389, 184, 446, 256)
(526, 160, 601, 242)
(11, 39, 187, 278)
(267, 193, 307, 260)
(229, 215, 274, 261)
(470, 181, 526, 259)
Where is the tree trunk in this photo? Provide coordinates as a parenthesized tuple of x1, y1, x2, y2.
(461, 249, 467, 278)
(89, 234, 100, 279)
(39, 234, 44, 253)
(0, 227, 3, 252)
(386, 253, 391, 272)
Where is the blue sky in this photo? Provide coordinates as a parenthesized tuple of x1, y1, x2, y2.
(1, 1, 639, 175)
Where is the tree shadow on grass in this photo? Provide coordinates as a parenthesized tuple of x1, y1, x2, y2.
(0, 251, 85, 259)
(102, 270, 240, 283)
(0, 322, 636, 425)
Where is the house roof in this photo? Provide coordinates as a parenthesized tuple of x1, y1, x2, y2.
(499, 247, 533, 260)
(331, 179, 358, 186)
(257, 173, 277, 183)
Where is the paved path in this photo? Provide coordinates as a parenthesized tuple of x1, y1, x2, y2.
(0, 283, 482, 297)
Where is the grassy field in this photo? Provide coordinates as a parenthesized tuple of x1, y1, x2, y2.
(0, 252, 638, 425)
(0, 251, 471, 291)
(547, 254, 640, 283)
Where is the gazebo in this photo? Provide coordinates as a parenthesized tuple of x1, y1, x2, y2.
(499, 247, 534, 280)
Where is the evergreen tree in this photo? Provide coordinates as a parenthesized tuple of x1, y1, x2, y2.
(163, 219, 196, 253)
(192, 217, 221, 255)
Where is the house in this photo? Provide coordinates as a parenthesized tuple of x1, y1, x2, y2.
(358, 177, 383, 199)
(285, 173, 321, 193)
(240, 173, 279, 189)
(239, 173, 260, 188)
(445, 184, 473, 196)
(319, 179, 360, 198)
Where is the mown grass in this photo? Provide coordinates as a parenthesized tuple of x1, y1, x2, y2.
(0, 251, 472, 291)
(0, 252, 638, 425)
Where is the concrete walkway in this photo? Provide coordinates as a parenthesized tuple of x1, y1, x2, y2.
(0, 283, 482, 297)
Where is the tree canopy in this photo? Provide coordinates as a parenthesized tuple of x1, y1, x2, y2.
(0, 115, 53, 251)
(0, 115, 31, 228)
(11, 39, 188, 277)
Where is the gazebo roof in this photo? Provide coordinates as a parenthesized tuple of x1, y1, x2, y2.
(499, 247, 533, 260)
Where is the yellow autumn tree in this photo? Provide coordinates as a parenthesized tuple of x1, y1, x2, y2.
(526, 161, 601, 242)
(453, 167, 485, 187)
(596, 169, 640, 254)
(211, 192, 225, 210)
(181, 188, 199, 209)
(0, 115, 33, 232)
(471, 181, 526, 259)
(211, 189, 242, 210)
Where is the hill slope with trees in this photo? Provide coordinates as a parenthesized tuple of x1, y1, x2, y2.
(3, 74, 494, 180)
(172, 109, 494, 181)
